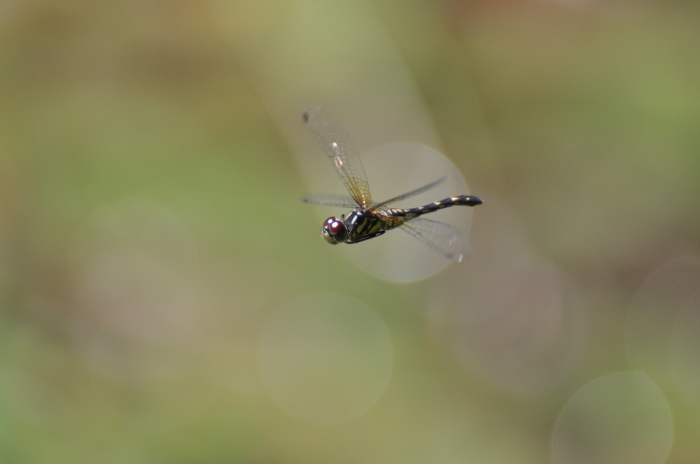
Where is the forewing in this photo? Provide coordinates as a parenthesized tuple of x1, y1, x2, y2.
(301, 194, 358, 208)
(302, 106, 372, 208)
(371, 176, 447, 210)
(399, 217, 472, 262)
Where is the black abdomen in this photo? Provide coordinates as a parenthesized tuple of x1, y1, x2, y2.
(385, 195, 483, 219)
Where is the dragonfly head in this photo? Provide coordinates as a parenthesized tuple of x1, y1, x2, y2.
(321, 216, 348, 244)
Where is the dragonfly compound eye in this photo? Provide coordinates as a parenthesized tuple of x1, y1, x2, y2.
(321, 217, 348, 244)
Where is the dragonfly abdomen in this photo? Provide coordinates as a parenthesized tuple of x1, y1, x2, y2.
(384, 195, 483, 219)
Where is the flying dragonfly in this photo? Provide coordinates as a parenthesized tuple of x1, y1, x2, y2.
(301, 106, 483, 262)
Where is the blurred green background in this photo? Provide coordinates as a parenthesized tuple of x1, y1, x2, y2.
(1, 0, 700, 463)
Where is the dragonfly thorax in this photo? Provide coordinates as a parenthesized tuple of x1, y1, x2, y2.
(343, 210, 389, 244)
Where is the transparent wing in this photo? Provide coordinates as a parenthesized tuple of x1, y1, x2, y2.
(302, 106, 372, 208)
(371, 176, 447, 210)
(301, 194, 358, 208)
(399, 217, 472, 262)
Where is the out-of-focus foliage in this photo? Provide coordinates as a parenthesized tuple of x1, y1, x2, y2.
(0, 1, 699, 463)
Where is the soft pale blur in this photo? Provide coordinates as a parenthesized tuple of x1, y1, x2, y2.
(1, 0, 699, 463)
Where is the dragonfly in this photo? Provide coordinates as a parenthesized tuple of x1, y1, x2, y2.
(301, 106, 483, 262)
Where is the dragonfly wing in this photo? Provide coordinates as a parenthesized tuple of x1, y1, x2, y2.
(302, 106, 372, 208)
(399, 217, 472, 262)
(371, 176, 447, 210)
(301, 194, 358, 208)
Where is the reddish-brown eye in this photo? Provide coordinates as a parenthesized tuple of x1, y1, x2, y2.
(328, 220, 344, 234)
(321, 216, 348, 244)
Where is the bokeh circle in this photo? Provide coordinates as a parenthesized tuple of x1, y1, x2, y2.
(340, 143, 476, 282)
(552, 372, 673, 464)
